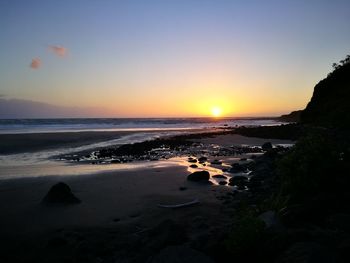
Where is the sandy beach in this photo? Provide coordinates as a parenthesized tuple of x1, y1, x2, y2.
(0, 130, 294, 262)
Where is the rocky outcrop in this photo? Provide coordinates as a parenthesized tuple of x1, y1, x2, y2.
(301, 59, 350, 129)
(42, 182, 81, 205)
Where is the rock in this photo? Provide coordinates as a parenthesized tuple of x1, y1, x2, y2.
(198, 157, 207, 163)
(187, 171, 210, 182)
(262, 142, 273, 151)
(211, 159, 222, 165)
(212, 174, 226, 179)
(228, 176, 248, 186)
(111, 159, 121, 163)
(218, 181, 227, 185)
(42, 182, 81, 205)
(188, 158, 197, 163)
(240, 158, 247, 161)
(189, 164, 198, 168)
(229, 163, 245, 173)
(151, 245, 214, 263)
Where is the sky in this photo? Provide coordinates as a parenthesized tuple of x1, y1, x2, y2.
(0, 0, 350, 118)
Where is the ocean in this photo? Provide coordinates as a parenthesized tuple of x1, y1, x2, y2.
(0, 117, 282, 134)
(0, 117, 288, 179)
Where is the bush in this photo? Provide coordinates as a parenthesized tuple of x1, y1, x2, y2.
(225, 206, 265, 257)
(276, 131, 347, 200)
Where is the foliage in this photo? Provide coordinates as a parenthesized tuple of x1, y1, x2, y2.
(276, 131, 348, 201)
(225, 205, 265, 257)
(301, 55, 350, 129)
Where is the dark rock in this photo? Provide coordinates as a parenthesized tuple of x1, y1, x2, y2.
(228, 176, 248, 186)
(151, 245, 214, 263)
(187, 171, 210, 182)
(218, 181, 227, 185)
(42, 182, 81, 205)
(247, 177, 263, 190)
(212, 174, 226, 179)
(262, 142, 273, 151)
(229, 163, 245, 173)
(189, 164, 198, 168)
(211, 159, 222, 165)
(188, 158, 197, 163)
(240, 158, 247, 161)
(198, 157, 207, 163)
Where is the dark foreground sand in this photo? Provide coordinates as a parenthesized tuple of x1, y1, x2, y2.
(0, 133, 294, 262)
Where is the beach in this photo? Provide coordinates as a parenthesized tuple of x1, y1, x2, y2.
(0, 128, 294, 262)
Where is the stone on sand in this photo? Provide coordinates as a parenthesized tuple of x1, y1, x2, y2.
(187, 171, 210, 182)
(42, 182, 81, 205)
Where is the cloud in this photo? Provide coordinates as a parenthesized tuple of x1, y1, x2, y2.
(48, 45, 67, 57)
(30, 58, 41, 69)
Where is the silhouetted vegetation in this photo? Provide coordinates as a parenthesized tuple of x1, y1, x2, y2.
(278, 110, 302, 122)
(224, 55, 350, 262)
(301, 55, 350, 129)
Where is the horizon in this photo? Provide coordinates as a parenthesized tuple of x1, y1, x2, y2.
(1, 0, 350, 118)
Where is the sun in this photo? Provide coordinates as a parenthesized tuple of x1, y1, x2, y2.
(211, 106, 222, 117)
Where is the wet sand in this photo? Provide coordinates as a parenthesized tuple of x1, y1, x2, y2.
(0, 131, 132, 154)
(0, 132, 294, 262)
(0, 129, 207, 155)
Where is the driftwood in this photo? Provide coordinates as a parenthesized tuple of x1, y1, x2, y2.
(157, 198, 200, 209)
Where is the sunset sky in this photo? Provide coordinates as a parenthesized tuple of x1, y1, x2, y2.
(1, 0, 350, 117)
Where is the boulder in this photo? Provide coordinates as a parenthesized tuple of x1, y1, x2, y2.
(187, 171, 210, 182)
(188, 158, 197, 163)
(42, 182, 81, 205)
(189, 164, 198, 168)
(228, 176, 248, 186)
(198, 157, 207, 163)
(229, 163, 245, 173)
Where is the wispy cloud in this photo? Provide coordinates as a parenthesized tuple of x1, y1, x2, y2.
(48, 45, 67, 57)
(30, 58, 41, 69)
